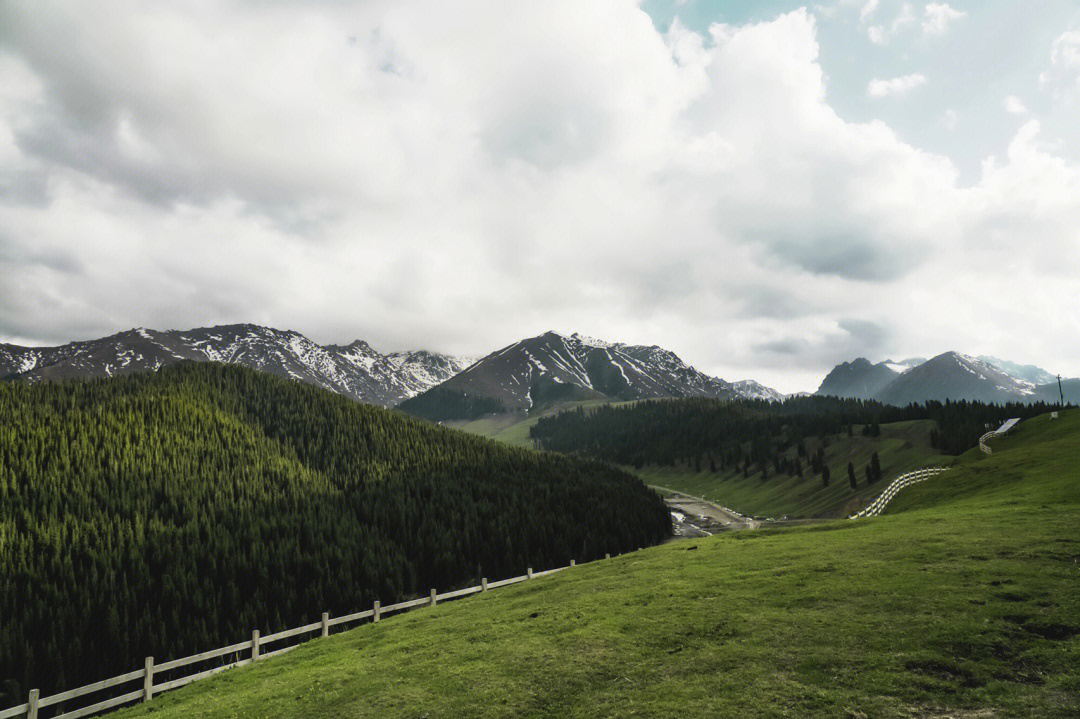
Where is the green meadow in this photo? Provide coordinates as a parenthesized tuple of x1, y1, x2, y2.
(113, 409, 1080, 718)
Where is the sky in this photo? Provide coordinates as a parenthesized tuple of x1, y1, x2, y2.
(1, 1, 1079, 394)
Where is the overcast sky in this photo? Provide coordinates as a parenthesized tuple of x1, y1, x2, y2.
(2, 1, 1079, 393)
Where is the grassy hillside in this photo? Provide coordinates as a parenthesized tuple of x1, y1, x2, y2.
(0, 364, 668, 702)
(446, 399, 629, 449)
(112, 410, 1079, 719)
(636, 419, 949, 518)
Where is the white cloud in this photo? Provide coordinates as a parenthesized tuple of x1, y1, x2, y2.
(866, 2, 915, 45)
(893, 3, 917, 32)
(1004, 95, 1028, 114)
(941, 109, 958, 130)
(922, 3, 965, 35)
(1039, 30, 1080, 99)
(860, 0, 879, 21)
(0, 2, 1078, 392)
(868, 73, 927, 97)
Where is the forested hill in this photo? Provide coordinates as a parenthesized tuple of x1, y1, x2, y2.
(0, 363, 669, 704)
(529, 395, 1057, 468)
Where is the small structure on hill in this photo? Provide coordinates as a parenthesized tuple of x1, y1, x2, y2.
(996, 418, 1020, 434)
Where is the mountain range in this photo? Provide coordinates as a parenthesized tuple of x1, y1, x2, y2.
(4, 324, 1072, 414)
(398, 331, 783, 421)
(0, 324, 473, 407)
(817, 351, 1075, 406)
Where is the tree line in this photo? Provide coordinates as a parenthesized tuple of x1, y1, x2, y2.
(0, 363, 670, 706)
(528, 395, 1056, 472)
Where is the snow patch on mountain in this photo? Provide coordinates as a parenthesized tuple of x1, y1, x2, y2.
(2, 325, 471, 407)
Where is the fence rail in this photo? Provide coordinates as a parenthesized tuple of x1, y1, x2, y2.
(2, 555, 614, 719)
(848, 467, 951, 519)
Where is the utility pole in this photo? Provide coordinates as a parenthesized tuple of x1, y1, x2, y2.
(1058, 374, 1065, 408)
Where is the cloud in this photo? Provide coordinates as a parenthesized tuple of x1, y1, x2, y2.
(0, 2, 1078, 394)
(941, 109, 959, 130)
(860, 0, 879, 21)
(867, 2, 915, 45)
(1004, 95, 1028, 114)
(922, 3, 965, 35)
(1039, 30, 1080, 99)
(868, 73, 927, 97)
(870, 2, 963, 45)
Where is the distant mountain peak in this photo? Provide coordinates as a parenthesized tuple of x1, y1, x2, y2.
(816, 357, 898, 400)
(817, 350, 1067, 406)
(401, 330, 781, 421)
(977, 355, 1057, 385)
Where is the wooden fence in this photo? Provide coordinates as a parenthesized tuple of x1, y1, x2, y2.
(848, 467, 951, 519)
(0, 557, 592, 719)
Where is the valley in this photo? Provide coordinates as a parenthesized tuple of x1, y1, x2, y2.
(2, 326, 1077, 718)
(634, 419, 948, 519)
(99, 409, 1080, 719)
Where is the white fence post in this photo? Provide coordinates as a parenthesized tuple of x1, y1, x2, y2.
(570, 559, 575, 567)
(430, 588, 437, 607)
(251, 630, 261, 662)
(321, 613, 329, 638)
(144, 656, 154, 702)
(374, 600, 381, 622)
(27, 689, 38, 719)
(527, 567, 533, 579)
(481, 578, 488, 592)
(605, 553, 610, 560)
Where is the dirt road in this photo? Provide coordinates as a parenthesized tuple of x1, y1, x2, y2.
(656, 486, 761, 536)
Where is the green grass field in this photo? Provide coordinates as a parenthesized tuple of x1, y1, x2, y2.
(632, 419, 951, 518)
(447, 399, 634, 449)
(449, 405, 956, 519)
(111, 409, 1080, 718)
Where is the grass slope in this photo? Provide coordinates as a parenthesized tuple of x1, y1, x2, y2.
(447, 399, 632, 450)
(114, 410, 1080, 718)
(632, 419, 949, 518)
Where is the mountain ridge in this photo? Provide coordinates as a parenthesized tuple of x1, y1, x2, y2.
(817, 350, 1073, 405)
(400, 330, 782, 421)
(0, 324, 473, 407)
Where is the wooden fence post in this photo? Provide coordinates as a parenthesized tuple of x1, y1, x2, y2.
(430, 588, 437, 607)
(481, 577, 488, 592)
(527, 567, 533, 579)
(144, 656, 154, 702)
(374, 600, 381, 622)
(27, 689, 39, 719)
(321, 612, 329, 638)
(252, 630, 261, 662)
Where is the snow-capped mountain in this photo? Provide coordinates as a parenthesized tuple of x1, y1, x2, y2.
(881, 357, 927, 374)
(878, 352, 1038, 405)
(976, 356, 1057, 386)
(731, 379, 786, 402)
(399, 331, 781, 420)
(0, 325, 473, 407)
(816, 351, 1071, 405)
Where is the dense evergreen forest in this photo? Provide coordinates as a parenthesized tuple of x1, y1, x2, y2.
(529, 395, 1057, 469)
(0, 363, 669, 706)
(397, 386, 507, 422)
